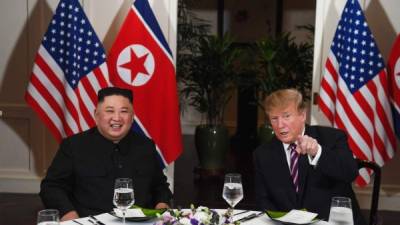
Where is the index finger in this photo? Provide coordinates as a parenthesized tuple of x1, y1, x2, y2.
(296, 135, 304, 144)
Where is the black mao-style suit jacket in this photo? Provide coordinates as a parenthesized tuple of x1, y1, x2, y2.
(254, 125, 366, 225)
(39, 127, 172, 218)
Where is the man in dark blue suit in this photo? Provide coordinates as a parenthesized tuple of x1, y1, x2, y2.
(254, 89, 366, 225)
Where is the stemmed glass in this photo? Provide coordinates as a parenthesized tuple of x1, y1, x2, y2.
(222, 173, 244, 221)
(113, 178, 135, 225)
(37, 209, 59, 225)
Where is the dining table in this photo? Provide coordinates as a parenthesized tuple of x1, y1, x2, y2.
(61, 209, 331, 225)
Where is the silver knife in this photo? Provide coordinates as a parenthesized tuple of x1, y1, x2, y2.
(90, 216, 106, 225)
(234, 212, 264, 223)
(233, 210, 251, 216)
(72, 220, 84, 225)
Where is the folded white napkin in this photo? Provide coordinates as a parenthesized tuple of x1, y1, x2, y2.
(113, 208, 146, 217)
(274, 209, 318, 224)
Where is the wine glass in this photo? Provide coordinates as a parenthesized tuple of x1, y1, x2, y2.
(328, 196, 354, 225)
(222, 173, 244, 221)
(37, 209, 59, 225)
(113, 178, 135, 225)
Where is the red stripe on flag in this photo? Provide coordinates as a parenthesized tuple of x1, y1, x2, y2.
(318, 97, 334, 123)
(322, 59, 339, 100)
(355, 176, 367, 186)
(320, 79, 336, 107)
(29, 73, 74, 136)
(80, 76, 98, 106)
(337, 90, 373, 149)
(333, 110, 368, 160)
(364, 77, 392, 161)
(376, 71, 397, 148)
(93, 67, 109, 89)
(351, 89, 374, 123)
(325, 58, 339, 83)
(74, 88, 96, 128)
(25, 93, 63, 142)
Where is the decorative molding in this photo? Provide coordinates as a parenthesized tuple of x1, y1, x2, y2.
(354, 184, 400, 211)
(0, 104, 44, 193)
(0, 176, 41, 193)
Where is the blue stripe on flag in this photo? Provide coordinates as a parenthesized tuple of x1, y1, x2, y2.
(132, 121, 146, 136)
(132, 121, 166, 168)
(391, 105, 400, 139)
(134, 0, 173, 57)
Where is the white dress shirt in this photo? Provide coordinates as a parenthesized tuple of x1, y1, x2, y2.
(282, 129, 322, 169)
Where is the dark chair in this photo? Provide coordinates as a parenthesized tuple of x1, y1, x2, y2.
(356, 158, 381, 225)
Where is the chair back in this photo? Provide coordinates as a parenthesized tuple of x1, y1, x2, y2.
(356, 159, 381, 225)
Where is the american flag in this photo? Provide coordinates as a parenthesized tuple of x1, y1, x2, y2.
(318, 0, 396, 185)
(25, 0, 109, 142)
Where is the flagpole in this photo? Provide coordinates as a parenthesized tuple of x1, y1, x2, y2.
(217, 0, 224, 37)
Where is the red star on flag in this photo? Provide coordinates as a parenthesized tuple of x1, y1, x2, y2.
(119, 48, 149, 82)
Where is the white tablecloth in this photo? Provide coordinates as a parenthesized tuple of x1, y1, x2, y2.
(61, 209, 330, 225)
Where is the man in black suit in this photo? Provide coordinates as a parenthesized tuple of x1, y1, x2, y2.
(254, 89, 366, 225)
(40, 87, 172, 221)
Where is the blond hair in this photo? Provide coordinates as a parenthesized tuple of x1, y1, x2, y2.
(264, 89, 306, 114)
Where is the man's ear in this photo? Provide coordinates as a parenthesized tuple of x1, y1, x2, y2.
(301, 109, 307, 122)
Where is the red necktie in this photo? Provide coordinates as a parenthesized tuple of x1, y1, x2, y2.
(289, 143, 299, 192)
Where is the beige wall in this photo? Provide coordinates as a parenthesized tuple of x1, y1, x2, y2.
(0, 0, 177, 193)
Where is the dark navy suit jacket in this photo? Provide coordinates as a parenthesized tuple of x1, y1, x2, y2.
(254, 125, 366, 225)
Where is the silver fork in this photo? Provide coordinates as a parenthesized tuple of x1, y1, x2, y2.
(90, 215, 106, 225)
(88, 218, 98, 225)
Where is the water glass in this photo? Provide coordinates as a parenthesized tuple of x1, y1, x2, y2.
(37, 209, 59, 225)
(329, 196, 354, 225)
(222, 173, 244, 208)
(222, 173, 243, 222)
(113, 178, 135, 225)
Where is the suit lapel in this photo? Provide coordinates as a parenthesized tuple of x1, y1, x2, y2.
(297, 125, 317, 201)
(297, 153, 309, 201)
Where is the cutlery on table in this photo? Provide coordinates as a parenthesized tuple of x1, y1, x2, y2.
(233, 211, 264, 223)
(90, 215, 106, 225)
(88, 219, 98, 225)
(72, 220, 84, 225)
(233, 210, 251, 216)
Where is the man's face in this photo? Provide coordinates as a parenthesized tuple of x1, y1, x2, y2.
(267, 102, 306, 144)
(94, 95, 134, 142)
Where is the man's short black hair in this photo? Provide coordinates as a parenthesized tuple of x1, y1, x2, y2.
(97, 87, 133, 103)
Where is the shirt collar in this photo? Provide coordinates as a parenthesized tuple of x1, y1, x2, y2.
(94, 127, 131, 155)
(283, 127, 306, 151)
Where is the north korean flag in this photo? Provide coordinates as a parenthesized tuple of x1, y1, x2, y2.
(107, 0, 182, 165)
(388, 34, 400, 139)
